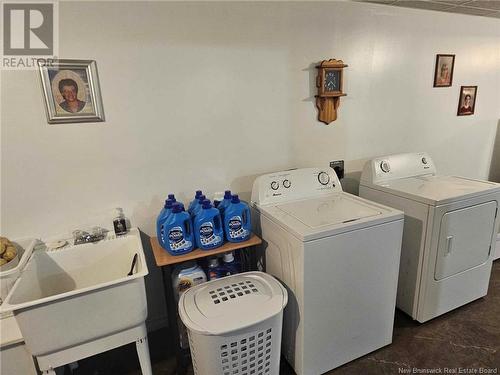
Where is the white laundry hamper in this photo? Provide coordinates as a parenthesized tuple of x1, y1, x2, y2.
(178, 271, 288, 375)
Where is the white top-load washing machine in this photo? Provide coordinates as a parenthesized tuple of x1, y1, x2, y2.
(360, 152, 500, 323)
(251, 168, 404, 375)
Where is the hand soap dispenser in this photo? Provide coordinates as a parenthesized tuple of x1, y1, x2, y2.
(113, 208, 128, 235)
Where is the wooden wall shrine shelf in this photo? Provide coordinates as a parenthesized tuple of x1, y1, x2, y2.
(315, 59, 348, 125)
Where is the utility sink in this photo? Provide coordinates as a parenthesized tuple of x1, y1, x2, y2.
(0, 228, 149, 358)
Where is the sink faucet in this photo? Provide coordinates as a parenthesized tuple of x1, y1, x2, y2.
(73, 227, 108, 245)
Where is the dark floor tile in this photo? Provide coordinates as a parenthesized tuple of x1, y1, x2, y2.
(73, 261, 500, 375)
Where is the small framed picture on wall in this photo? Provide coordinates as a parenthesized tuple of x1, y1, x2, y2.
(457, 86, 477, 116)
(433, 54, 455, 87)
(38, 59, 105, 124)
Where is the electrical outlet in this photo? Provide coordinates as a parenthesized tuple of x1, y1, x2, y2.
(330, 160, 345, 180)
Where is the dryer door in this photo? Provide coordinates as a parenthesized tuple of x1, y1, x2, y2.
(434, 201, 497, 280)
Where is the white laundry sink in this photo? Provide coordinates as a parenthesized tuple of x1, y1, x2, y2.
(0, 228, 149, 357)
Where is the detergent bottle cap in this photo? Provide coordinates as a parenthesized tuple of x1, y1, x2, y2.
(164, 198, 175, 209)
(231, 194, 240, 204)
(208, 257, 219, 267)
(195, 190, 203, 198)
(202, 199, 212, 209)
(172, 203, 183, 214)
(224, 190, 232, 199)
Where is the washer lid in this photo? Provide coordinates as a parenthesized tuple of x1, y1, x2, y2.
(374, 176, 500, 205)
(178, 272, 287, 336)
(256, 192, 403, 241)
(276, 194, 382, 227)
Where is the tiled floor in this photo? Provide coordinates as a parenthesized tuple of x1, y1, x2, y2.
(74, 261, 500, 375)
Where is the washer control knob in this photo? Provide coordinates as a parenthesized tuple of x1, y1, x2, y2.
(271, 181, 279, 190)
(283, 179, 291, 188)
(318, 171, 330, 185)
(380, 161, 391, 173)
(422, 157, 428, 165)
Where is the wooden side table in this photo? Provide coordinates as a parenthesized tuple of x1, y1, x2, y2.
(149, 234, 263, 375)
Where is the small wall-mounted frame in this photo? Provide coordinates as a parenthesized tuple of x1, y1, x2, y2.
(433, 54, 455, 88)
(315, 59, 347, 124)
(38, 59, 105, 124)
(457, 86, 477, 116)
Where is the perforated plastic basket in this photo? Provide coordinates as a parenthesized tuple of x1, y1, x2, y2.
(178, 271, 287, 375)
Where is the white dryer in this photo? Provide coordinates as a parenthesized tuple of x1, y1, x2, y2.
(251, 168, 404, 375)
(360, 152, 500, 323)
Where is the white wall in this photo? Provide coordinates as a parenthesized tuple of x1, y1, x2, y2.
(2, 1, 500, 237)
(490, 122, 500, 182)
(1, 0, 499, 331)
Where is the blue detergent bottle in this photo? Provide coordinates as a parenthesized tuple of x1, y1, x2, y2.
(221, 252, 240, 276)
(206, 257, 225, 280)
(217, 190, 232, 219)
(224, 194, 251, 242)
(188, 190, 203, 213)
(168, 193, 185, 211)
(162, 203, 194, 255)
(191, 194, 206, 218)
(194, 200, 224, 250)
(156, 198, 175, 247)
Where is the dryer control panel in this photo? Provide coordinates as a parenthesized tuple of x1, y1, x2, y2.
(360, 152, 437, 186)
(251, 167, 342, 206)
